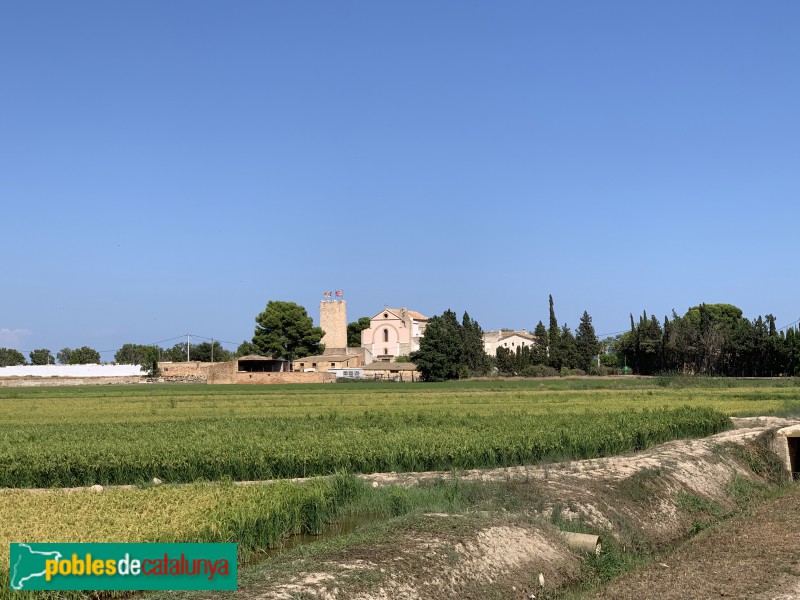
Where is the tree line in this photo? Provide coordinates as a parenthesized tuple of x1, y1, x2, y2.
(616, 303, 800, 376)
(409, 298, 800, 381)
(0, 301, 326, 370)
(0, 342, 238, 370)
(2, 298, 796, 380)
(0, 346, 101, 367)
(411, 295, 600, 381)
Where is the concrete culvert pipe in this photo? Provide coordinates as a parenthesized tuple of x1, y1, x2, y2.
(559, 531, 601, 556)
(774, 425, 800, 480)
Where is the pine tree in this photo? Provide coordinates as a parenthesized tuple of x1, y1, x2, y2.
(252, 301, 323, 362)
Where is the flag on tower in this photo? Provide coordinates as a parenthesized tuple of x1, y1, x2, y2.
(335, 290, 343, 297)
(323, 291, 332, 297)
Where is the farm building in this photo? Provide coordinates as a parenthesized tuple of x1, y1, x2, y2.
(483, 330, 537, 356)
(292, 353, 364, 373)
(158, 356, 334, 384)
(207, 356, 333, 384)
(361, 361, 419, 381)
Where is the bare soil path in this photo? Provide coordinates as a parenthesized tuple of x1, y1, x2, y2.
(581, 482, 800, 600)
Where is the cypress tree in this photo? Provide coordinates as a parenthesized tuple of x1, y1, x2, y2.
(575, 311, 599, 372)
(548, 295, 561, 369)
(560, 324, 577, 371)
(461, 311, 490, 376)
(532, 321, 549, 365)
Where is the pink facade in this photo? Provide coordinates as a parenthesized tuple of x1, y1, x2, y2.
(361, 307, 428, 361)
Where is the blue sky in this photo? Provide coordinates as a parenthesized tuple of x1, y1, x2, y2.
(2, 1, 799, 358)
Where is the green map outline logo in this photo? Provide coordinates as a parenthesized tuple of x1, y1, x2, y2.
(9, 543, 237, 591)
(10, 543, 63, 590)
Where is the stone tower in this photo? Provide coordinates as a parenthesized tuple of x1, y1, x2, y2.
(320, 300, 347, 350)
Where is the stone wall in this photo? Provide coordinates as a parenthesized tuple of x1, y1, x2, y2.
(232, 371, 335, 384)
(158, 362, 213, 382)
(0, 376, 145, 388)
(207, 361, 334, 384)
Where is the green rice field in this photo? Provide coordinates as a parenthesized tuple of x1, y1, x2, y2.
(2, 377, 799, 597)
(2, 378, 798, 488)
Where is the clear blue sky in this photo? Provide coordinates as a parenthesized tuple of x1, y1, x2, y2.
(2, 1, 799, 358)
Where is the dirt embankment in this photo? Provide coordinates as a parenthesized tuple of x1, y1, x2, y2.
(237, 417, 798, 600)
(582, 484, 800, 600)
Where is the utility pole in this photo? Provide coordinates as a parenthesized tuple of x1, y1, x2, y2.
(187, 333, 190, 362)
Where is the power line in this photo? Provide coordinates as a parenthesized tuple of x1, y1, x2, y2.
(187, 334, 240, 346)
(778, 317, 800, 331)
(596, 329, 628, 338)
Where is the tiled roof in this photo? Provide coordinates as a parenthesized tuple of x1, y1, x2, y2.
(362, 362, 418, 371)
(293, 354, 359, 362)
(498, 331, 536, 342)
(372, 308, 428, 321)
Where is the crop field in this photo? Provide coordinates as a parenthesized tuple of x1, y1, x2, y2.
(0, 473, 402, 596)
(1, 379, 799, 489)
(1, 378, 798, 597)
(4, 378, 796, 488)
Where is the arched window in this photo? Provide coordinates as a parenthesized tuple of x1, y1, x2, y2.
(383, 328, 389, 342)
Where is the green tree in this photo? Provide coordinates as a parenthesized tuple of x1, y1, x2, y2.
(547, 295, 561, 369)
(114, 344, 161, 376)
(559, 324, 578, 370)
(347, 317, 371, 347)
(532, 321, 549, 365)
(29, 348, 54, 365)
(115, 344, 160, 365)
(235, 340, 260, 357)
(69, 346, 101, 364)
(0, 348, 26, 367)
(460, 311, 490, 376)
(191, 341, 233, 362)
(252, 300, 323, 362)
(495, 346, 515, 375)
(409, 310, 463, 381)
(57, 348, 73, 365)
(410, 310, 490, 380)
(162, 343, 189, 362)
(575, 311, 599, 371)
